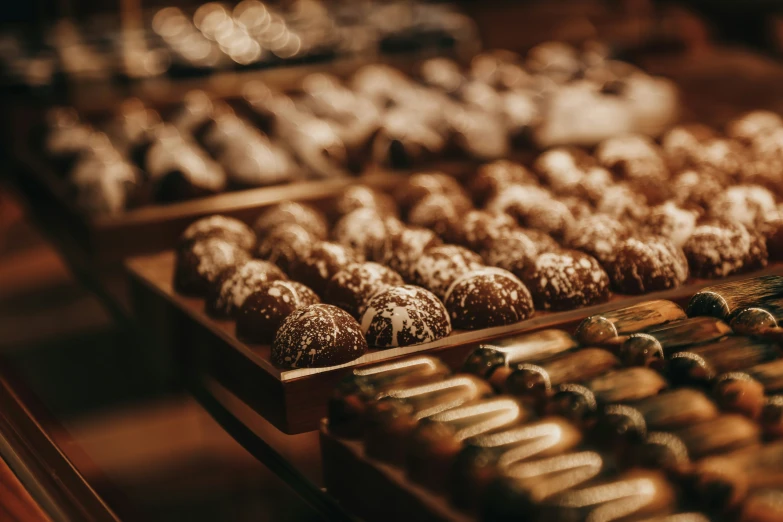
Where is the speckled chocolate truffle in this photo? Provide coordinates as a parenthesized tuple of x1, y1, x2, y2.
(565, 166, 614, 204)
(361, 285, 451, 348)
(256, 223, 314, 273)
(334, 185, 398, 218)
(521, 228, 560, 253)
(236, 280, 320, 344)
(607, 237, 688, 294)
(333, 208, 401, 259)
(469, 160, 538, 205)
(324, 262, 404, 318)
(514, 196, 575, 240)
(411, 245, 485, 299)
(180, 215, 256, 251)
(376, 226, 442, 281)
(272, 304, 367, 369)
(533, 147, 595, 193)
(206, 260, 287, 317)
(253, 201, 328, 240)
(595, 135, 664, 178)
(480, 229, 539, 278)
(683, 220, 768, 278)
(443, 268, 534, 329)
(708, 184, 777, 228)
(174, 238, 250, 296)
(672, 169, 725, 211)
(407, 193, 472, 239)
(395, 172, 469, 214)
(521, 250, 610, 311)
(456, 210, 518, 251)
(661, 123, 716, 170)
(563, 214, 629, 265)
(596, 184, 649, 223)
(645, 202, 699, 248)
(289, 242, 362, 295)
(696, 138, 748, 180)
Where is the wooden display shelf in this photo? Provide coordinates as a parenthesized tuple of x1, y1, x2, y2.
(126, 248, 783, 434)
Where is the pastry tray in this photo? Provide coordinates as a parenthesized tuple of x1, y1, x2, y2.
(125, 249, 783, 434)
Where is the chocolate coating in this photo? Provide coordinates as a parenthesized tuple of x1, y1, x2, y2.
(236, 280, 320, 344)
(645, 202, 699, 248)
(253, 201, 328, 240)
(443, 268, 534, 329)
(395, 172, 469, 214)
(334, 185, 398, 218)
(411, 245, 485, 299)
(333, 208, 400, 259)
(407, 193, 473, 240)
(456, 210, 518, 251)
(661, 124, 716, 171)
(521, 250, 610, 311)
(324, 262, 404, 318)
(608, 237, 688, 294)
(376, 226, 442, 281)
(174, 238, 250, 296)
(469, 160, 538, 206)
(563, 214, 628, 265)
(709, 184, 776, 228)
(361, 285, 451, 348)
(272, 304, 367, 369)
(480, 230, 539, 278)
(180, 215, 255, 251)
(206, 260, 287, 317)
(255, 223, 314, 273)
(672, 170, 725, 211)
(289, 242, 362, 295)
(683, 220, 768, 279)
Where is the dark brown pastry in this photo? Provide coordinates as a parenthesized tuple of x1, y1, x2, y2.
(394, 172, 469, 215)
(563, 214, 628, 265)
(672, 169, 725, 211)
(253, 201, 328, 240)
(661, 123, 716, 171)
(709, 184, 777, 228)
(595, 184, 650, 223)
(607, 237, 688, 294)
(407, 192, 473, 240)
(533, 147, 595, 194)
(696, 138, 748, 180)
(236, 280, 320, 344)
(255, 223, 314, 273)
(486, 184, 552, 224)
(455, 210, 518, 251)
(411, 245, 485, 299)
(206, 260, 287, 317)
(271, 304, 367, 369)
(521, 250, 610, 311)
(645, 202, 699, 248)
(289, 241, 362, 295)
(443, 268, 534, 329)
(323, 262, 404, 318)
(480, 230, 539, 279)
(180, 215, 255, 251)
(332, 208, 400, 260)
(520, 228, 560, 253)
(360, 285, 451, 348)
(469, 160, 538, 206)
(333, 185, 398, 218)
(683, 220, 768, 279)
(174, 238, 250, 296)
(375, 226, 442, 281)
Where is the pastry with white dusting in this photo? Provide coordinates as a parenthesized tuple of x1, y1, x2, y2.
(455, 210, 518, 251)
(361, 285, 451, 348)
(661, 123, 716, 171)
(174, 238, 250, 296)
(411, 245, 485, 299)
(672, 169, 724, 211)
(521, 250, 610, 311)
(443, 268, 534, 329)
(206, 260, 287, 317)
(407, 193, 473, 240)
(595, 183, 649, 223)
(533, 148, 594, 195)
(272, 304, 368, 368)
(333, 209, 402, 260)
(334, 185, 398, 218)
(324, 263, 404, 318)
(374, 226, 442, 281)
(645, 202, 699, 248)
(469, 160, 538, 206)
(683, 220, 768, 279)
(695, 138, 747, 181)
(607, 237, 688, 294)
(480, 229, 540, 278)
(289, 242, 363, 295)
(726, 111, 783, 145)
(564, 214, 629, 265)
(708, 184, 777, 228)
(179, 215, 256, 252)
(253, 201, 328, 240)
(395, 172, 469, 215)
(236, 280, 320, 344)
(256, 223, 314, 273)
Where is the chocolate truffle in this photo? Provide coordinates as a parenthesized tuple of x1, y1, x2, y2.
(486, 184, 552, 223)
(411, 245, 485, 299)
(407, 193, 472, 239)
(521, 250, 610, 311)
(443, 268, 534, 329)
(672, 169, 725, 211)
(236, 280, 320, 344)
(289, 242, 362, 295)
(376, 227, 442, 281)
(334, 185, 398, 218)
(372, 111, 446, 170)
(394, 172, 469, 214)
(607, 237, 689, 294)
(361, 285, 451, 348)
(469, 160, 538, 206)
(595, 184, 649, 223)
(645, 202, 699, 248)
(696, 138, 747, 180)
(594, 134, 663, 177)
(456, 210, 518, 251)
(256, 223, 314, 273)
(333, 208, 400, 259)
(206, 260, 287, 318)
(521, 228, 561, 253)
(272, 304, 368, 369)
(514, 197, 575, 240)
(533, 147, 594, 193)
(253, 201, 328, 240)
(708, 184, 777, 228)
(480, 229, 539, 278)
(563, 214, 629, 265)
(661, 123, 716, 171)
(174, 238, 250, 296)
(324, 263, 404, 318)
(726, 110, 783, 144)
(180, 215, 255, 251)
(683, 220, 768, 279)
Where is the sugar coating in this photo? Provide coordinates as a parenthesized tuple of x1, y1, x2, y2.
(376, 226, 443, 281)
(672, 170, 724, 211)
(709, 184, 777, 227)
(235, 280, 320, 344)
(443, 267, 534, 329)
(645, 202, 699, 248)
(174, 238, 250, 295)
(253, 201, 328, 240)
(208, 260, 287, 317)
(324, 262, 404, 318)
(361, 285, 451, 348)
(683, 220, 768, 278)
(290, 242, 362, 295)
(457, 210, 518, 250)
(480, 229, 540, 278)
(272, 304, 367, 369)
(333, 208, 395, 259)
(181, 215, 256, 251)
(596, 184, 649, 223)
(608, 237, 688, 294)
(407, 193, 467, 239)
(515, 197, 575, 239)
(411, 245, 485, 298)
(256, 223, 314, 273)
(564, 214, 628, 265)
(522, 250, 610, 311)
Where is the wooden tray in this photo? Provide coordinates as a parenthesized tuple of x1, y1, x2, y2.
(126, 249, 783, 434)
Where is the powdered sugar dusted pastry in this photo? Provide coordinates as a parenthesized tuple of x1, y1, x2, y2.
(361, 285, 451, 348)
(672, 170, 724, 211)
(411, 245, 485, 299)
(455, 210, 518, 251)
(256, 223, 314, 273)
(533, 147, 594, 194)
(645, 202, 699, 248)
(607, 237, 688, 294)
(469, 160, 538, 206)
(174, 238, 250, 296)
(564, 214, 629, 265)
(683, 220, 768, 278)
(236, 280, 319, 344)
(333, 208, 400, 259)
(180, 215, 255, 251)
(443, 268, 533, 329)
(521, 250, 610, 311)
(395, 172, 469, 215)
(253, 201, 328, 240)
(375, 227, 442, 281)
(661, 123, 716, 171)
(595, 184, 649, 223)
(324, 262, 404, 319)
(206, 260, 287, 318)
(708, 185, 777, 228)
(272, 304, 367, 369)
(289, 242, 362, 295)
(480, 229, 540, 278)
(408, 193, 472, 240)
(334, 185, 398, 218)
